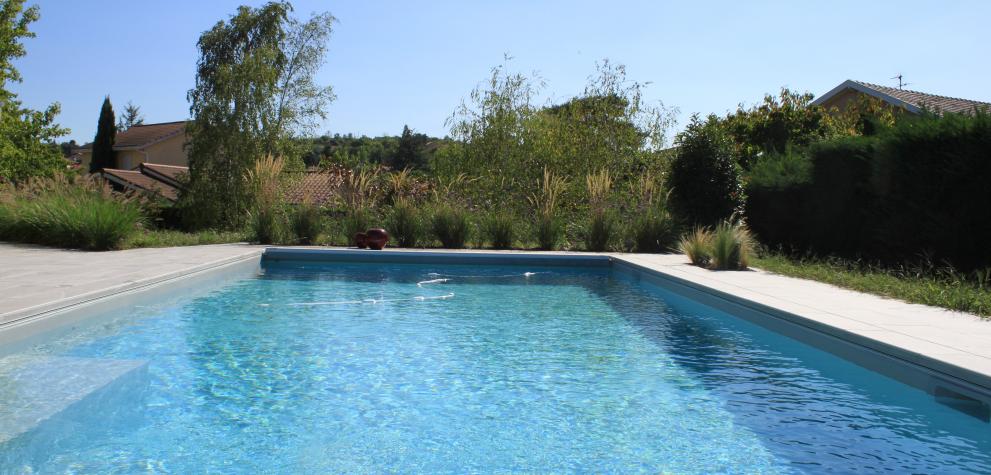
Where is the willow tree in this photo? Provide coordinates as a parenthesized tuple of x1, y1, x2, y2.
(440, 59, 677, 213)
(181, 1, 335, 229)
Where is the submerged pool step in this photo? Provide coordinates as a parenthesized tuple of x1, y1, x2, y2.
(0, 355, 148, 445)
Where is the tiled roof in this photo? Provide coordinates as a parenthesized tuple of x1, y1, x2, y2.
(284, 171, 344, 205)
(140, 163, 187, 187)
(114, 121, 186, 150)
(852, 81, 990, 114)
(102, 168, 180, 201)
(814, 79, 991, 115)
(103, 163, 344, 206)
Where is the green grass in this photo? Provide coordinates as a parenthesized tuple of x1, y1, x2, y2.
(122, 229, 250, 249)
(752, 253, 991, 317)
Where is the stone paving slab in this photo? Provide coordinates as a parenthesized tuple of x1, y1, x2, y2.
(0, 243, 264, 326)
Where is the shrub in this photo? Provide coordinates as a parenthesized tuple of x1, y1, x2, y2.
(342, 208, 371, 245)
(244, 156, 287, 244)
(430, 204, 470, 248)
(710, 221, 753, 270)
(678, 227, 712, 267)
(388, 198, 423, 247)
(482, 211, 516, 249)
(0, 174, 143, 250)
(668, 114, 744, 227)
(528, 167, 568, 250)
(584, 211, 615, 252)
(632, 208, 678, 253)
(534, 215, 564, 251)
(249, 206, 285, 244)
(289, 197, 324, 245)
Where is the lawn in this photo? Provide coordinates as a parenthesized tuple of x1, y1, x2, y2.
(752, 253, 991, 317)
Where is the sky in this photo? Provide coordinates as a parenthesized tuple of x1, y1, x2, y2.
(13, 0, 991, 145)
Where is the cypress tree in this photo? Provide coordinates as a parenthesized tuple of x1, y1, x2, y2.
(90, 96, 116, 172)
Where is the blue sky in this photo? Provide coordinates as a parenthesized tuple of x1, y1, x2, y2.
(13, 0, 991, 144)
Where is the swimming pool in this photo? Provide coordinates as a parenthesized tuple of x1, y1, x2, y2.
(1, 254, 989, 473)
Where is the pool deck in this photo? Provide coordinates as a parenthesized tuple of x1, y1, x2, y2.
(2, 243, 990, 394)
(0, 243, 264, 327)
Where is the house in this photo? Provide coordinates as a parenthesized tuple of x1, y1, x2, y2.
(812, 80, 991, 115)
(81, 121, 189, 171)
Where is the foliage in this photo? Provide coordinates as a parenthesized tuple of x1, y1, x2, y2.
(722, 88, 836, 169)
(116, 101, 144, 131)
(181, 2, 335, 229)
(804, 136, 877, 254)
(430, 203, 470, 249)
(394, 125, 429, 169)
(754, 253, 991, 317)
(872, 110, 991, 271)
(0, 0, 68, 182)
(289, 194, 323, 245)
(438, 60, 676, 211)
(387, 197, 423, 247)
(244, 155, 287, 244)
(0, 174, 143, 250)
(342, 208, 371, 245)
(305, 132, 448, 169)
(710, 221, 753, 270)
(678, 227, 712, 267)
(668, 114, 744, 227)
(584, 210, 615, 252)
(91, 96, 116, 172)
(627, 170, 677, 252)
(482, 211, 516, 249)
(123, 229, 249, 249)
(583, 168, 614, 251)
(533, 215, 563, 251)
(339, 167, 380, 212)
(631, 208, 677, 253)
(528, 167, 568, 250)
(744, 109, 991, 272)
(745, 146, 812, 190)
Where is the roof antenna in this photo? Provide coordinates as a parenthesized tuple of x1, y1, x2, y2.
(891, 74, 910, 90)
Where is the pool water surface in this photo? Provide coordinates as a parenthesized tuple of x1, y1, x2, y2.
(1, 261, 989, 473)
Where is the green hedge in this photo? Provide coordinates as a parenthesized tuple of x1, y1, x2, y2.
(745, 111, 991, 271)
(873, 111, 991, 270)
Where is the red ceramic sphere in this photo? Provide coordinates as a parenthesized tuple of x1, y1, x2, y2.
(365, 228, 389, 250)
(353, 232, 368, 249)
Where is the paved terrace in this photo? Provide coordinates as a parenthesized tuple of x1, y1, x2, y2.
(0, 243, 264, 326)
(1, 244, 989, 392)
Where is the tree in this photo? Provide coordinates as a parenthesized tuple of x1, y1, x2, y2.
(668, 114, 744, 227)
(393, 124, 428, 169)
(58, 139, 78, 157)
(0, 0, 68, 182)
(181, 1, 335, 228)
(90, 96, 116, 172)
(721, 89, 836, 169)
(116, 101, 144, 130)
(440, 59, 678, 210)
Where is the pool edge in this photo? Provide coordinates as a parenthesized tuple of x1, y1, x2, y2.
(609, 257, 991, 406)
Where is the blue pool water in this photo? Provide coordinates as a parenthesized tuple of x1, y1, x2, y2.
(1, 261, 990, 473)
